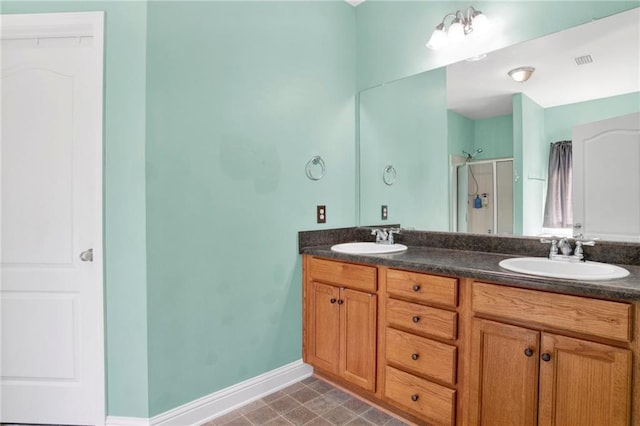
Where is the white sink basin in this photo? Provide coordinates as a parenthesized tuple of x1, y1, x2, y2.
(331, 242, 408, 255)
(499, 257, 630, 281)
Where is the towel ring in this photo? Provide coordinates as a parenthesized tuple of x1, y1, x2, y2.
(383, 165, 396, 186)
(305, 155, 326, 181)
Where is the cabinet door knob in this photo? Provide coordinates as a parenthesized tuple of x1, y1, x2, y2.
(412, 316, 420, 323)
(541, 353, 551, 362)
(337, 299, 344, 305)
(330, 298, 337, 304)
(412, 284, 421, 292)
(411, 394, 419, 402)
(524, 348, 534, 357)
(411, 353, 419, 361)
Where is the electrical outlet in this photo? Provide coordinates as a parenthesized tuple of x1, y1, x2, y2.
(381, 205, 388, 220)
(317, 205, 326, 224)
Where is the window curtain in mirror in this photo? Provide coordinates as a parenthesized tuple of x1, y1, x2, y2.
(543, 140, 573, 228)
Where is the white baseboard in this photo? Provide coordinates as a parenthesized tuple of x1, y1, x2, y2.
(105, 416, 150, 426)
(106, 360, 313, 426)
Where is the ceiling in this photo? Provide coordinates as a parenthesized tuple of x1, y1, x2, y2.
(447, 7, 640, 120)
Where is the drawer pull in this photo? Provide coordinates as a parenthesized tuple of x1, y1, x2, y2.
(330, 298, 337, 304)
(524, 348, 534, 357)
(411, 353, 419, 361)
(337, 299, 344, 305)
(411, 394, 419, 402)
(412, 284, 421, 292)
(412, 315, 420, 323)
(541, 353, 551, 362)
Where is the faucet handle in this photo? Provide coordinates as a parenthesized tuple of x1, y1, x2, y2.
(573, 239, 595, 261)
(540, 238, 559, 257)
(386, 228, 400, 244)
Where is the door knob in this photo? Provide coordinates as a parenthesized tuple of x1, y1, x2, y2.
(541, 353, 551, 362)
(80, 248, 94, 262)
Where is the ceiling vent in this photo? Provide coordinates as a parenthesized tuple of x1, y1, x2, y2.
(575, 54, 594, 65)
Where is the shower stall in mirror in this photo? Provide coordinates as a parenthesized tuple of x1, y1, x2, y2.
(454, 158, 514, 235)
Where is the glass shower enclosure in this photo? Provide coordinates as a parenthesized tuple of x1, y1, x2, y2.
(454, 158, 514, 235)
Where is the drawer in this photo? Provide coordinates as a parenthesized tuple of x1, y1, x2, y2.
(472, 282, 632, 342)
(386, 328, 457, 385)
(387, 269, 457, 307)
(387, 298, 457, 340)
(308, 257, 377, 292)
(385, 365, 456, 426)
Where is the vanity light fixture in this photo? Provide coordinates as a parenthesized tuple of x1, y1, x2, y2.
(508, 66, 535, 82)
(426, 6, 491, 50)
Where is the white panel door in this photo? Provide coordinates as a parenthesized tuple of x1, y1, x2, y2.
(572, 112, 640, 242)
(1, 12, 105, 425)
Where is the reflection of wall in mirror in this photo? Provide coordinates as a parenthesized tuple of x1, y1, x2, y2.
(448, 91, 639, 237)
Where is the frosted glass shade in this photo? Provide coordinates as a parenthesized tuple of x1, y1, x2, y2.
(426, 27, 448, 49)
(471, 13, 491, 37)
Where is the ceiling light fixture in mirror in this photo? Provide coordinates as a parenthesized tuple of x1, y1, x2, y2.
(508, 66, 535, 83)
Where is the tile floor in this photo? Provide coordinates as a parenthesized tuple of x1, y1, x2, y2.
(204, 376, 409, 426)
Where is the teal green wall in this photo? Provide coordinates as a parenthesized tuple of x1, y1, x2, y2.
(474, 114, 513, 159)
(356, 1, 638, 89)
(447, 111, 474, 157)
(0, 1, 151, 418)
(145, 1, 355, 415)
(359, 69, 448, 230)
(448, 112, 512, 160)
(545, 92, 640, 141)
(513, 94, 546, 235)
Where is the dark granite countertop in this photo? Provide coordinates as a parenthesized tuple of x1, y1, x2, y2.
(299, 228, 640, 302)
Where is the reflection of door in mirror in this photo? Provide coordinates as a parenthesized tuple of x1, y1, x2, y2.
(454, 159, 514, 235)
(573, 112, 640, 242)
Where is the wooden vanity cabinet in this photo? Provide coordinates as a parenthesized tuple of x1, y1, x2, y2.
(304, 257, 377, 392)
(469, 282, 633, 426)
(303, 255, 638, 426)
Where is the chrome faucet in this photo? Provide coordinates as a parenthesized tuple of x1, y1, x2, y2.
(371, 228, 400, 245)
(540, 236, 596, 262)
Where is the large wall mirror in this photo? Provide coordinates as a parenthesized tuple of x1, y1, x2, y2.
(358, 7, 640, 242)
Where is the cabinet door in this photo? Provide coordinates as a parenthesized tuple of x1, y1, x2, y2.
(469, 319, 539, 426)
(341, 288, 377, 392)
(538, 333, 631, 426)
(307, 281, 341, 375)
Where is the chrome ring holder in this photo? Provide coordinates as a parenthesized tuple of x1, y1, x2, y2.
(305, 155, 326, 181)
(383, 164, 397, 186)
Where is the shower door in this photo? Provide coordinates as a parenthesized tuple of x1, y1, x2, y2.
(456, 159, 514, 235)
